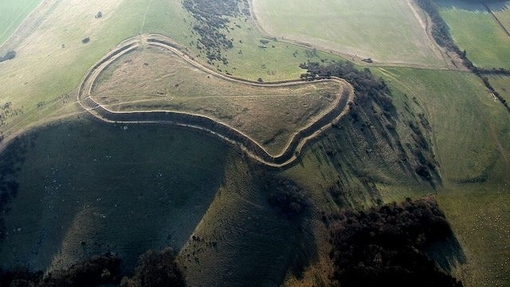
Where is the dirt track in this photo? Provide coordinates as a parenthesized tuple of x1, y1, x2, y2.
(78, 34, 354, 168)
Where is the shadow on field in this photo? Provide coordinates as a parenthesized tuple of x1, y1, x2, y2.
(425, 235, 468, 273)
(0, 118, 229, 272)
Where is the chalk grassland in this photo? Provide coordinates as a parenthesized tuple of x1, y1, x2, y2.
(177, 158, 319, 287)
(0, 0, 42, 45)
(439, 1, 510, 70)
(91, 47, 344, 155)
(0, 118, 229, 271)
(438, 185, 510, 287)
(199, 15, 347, 81)
(251, 0, 446, 67)
(489, 75, 510, 104)
(375, 67, 510, 287)
(0, 0, 196, 149)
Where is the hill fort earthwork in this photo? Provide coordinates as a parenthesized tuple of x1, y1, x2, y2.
(79, 34, 354, 168)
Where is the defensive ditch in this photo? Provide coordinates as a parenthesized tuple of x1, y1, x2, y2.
(78, 34, 354, 168)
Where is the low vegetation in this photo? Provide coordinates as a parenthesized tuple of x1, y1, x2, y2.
(253, 0, 445, 66)
(91, 45, 346, 156)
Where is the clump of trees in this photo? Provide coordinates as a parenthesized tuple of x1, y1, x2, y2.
(0, 252, 121, 287)
(0, 248, 186, 287)
(328, 198, 463, 287)
(82, 37, 90, 44)
(300, 61, 394, 113)
(182, 0, 249, 65)
(120, 248, 185, 287)
(263, 176, 308, 217)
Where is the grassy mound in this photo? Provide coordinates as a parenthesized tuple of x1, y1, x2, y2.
(91, 45, 346, 155)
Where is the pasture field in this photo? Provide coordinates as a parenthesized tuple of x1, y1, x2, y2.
(376, 67, 510, 286)
(439, 1, 510, 70)
(437, 185, 510, 287)
(487, 1, 510, 32)
(488, 75, 510, 104)
(203, 15, 347, 81)
(374, 67, 509, 184)
(91, 47, 345, 155)
(0, 0, 197, 149)
(251, 0, 446, 67)
(0, 117, 229, 271)
(0, 0, 42, 45)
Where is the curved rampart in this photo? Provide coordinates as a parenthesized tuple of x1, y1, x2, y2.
(78, 34, 354, 168)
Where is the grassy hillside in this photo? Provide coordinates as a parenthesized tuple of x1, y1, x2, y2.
(375, 67, 510, 287)
(91, 46, 345, 155)
(439, 1, 510, 70)
(252, 0, 446, 67)
(0, 117, 229, 271)
(0, 0, 42, 45)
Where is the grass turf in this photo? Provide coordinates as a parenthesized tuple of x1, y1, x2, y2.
(439, 0, 510, 70)
(251, 0, 446, 67)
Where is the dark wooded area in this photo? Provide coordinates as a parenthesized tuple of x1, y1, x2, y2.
(327, 198, 463, 287)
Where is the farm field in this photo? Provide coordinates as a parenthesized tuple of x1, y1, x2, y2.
(487, 1, 510, 32)
(252, 0, 446, 67)
(439, 0, 510, 70)
(0, 0, 42, 45)
(91, 46, 346, 155)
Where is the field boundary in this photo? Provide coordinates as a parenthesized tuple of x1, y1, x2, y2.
(483, 3, 510, 37)
(78, 34, 355, 168)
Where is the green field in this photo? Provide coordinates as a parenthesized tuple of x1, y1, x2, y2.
(489, 75, 510, 104)
(375, 67, 509, 184)
(0, 0, 42, 45)
(488, 1, 510, 32)
(439, 1, 510, 70)
(252, 0, 446, 67)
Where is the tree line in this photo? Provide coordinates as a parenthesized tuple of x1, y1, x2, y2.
(415, 0, 510, 112)
(0, 248, 185, 287)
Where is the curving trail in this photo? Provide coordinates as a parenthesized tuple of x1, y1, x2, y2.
(78, 34, 354, 168)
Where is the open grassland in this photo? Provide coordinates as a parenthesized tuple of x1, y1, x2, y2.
(437, 185, 510, 287)
(251, 0, 446, 67)
(0, 117, 229, 271)
(439, 1, 510, 69)
(0, 0, 42, 45)
(375, 67, 510, 286)
(374, 67, 509, 184)
(487, 1, 510, 32)
(204, 15, 347, 81)
(0, 0, 346, 149)
(91, 46, 345, 155)
(489, 75, 510, 104)
(177, 158, 318, 287)
(0, 0, 197, 149)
